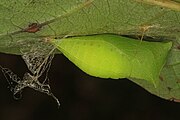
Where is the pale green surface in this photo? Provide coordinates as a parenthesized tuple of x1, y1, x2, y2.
(0, 0, 179, 54)
(0, 0, 180, 101)
(51, 34, 172, 88)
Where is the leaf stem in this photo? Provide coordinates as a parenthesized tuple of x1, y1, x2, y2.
(135, 0, 180, 11)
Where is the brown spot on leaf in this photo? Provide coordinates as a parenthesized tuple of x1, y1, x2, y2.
(176, 79, 180, 83)
(176, 45, 180, 50)
(159, 75, 164, 81)
(167, 87, 172, 91)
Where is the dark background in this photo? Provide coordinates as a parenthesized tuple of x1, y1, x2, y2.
(0, 53, 180, 120)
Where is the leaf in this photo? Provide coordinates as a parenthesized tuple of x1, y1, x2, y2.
(0, 0, 180, 101)
(131, 35, 180, 101)
(0, 0, 180, 54)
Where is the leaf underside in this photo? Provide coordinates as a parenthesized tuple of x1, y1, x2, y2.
(0, 0, 180, 102)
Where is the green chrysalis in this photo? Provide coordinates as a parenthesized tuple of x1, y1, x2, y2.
(51, 34, 172, 86)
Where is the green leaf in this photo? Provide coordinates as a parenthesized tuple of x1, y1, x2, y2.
(0, 0, 180, 101)
(0, 0, 179, 54)
(131, 35, 180, 101)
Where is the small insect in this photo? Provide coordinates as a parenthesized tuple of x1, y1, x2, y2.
(10, 22, 42, 35)
(22, 23, 42, 33)
(8, 0, 94, 36)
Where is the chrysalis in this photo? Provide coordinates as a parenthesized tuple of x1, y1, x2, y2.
(51, 34, 172, 86)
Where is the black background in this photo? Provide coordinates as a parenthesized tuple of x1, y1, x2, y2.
(0, 53, 180, 120)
